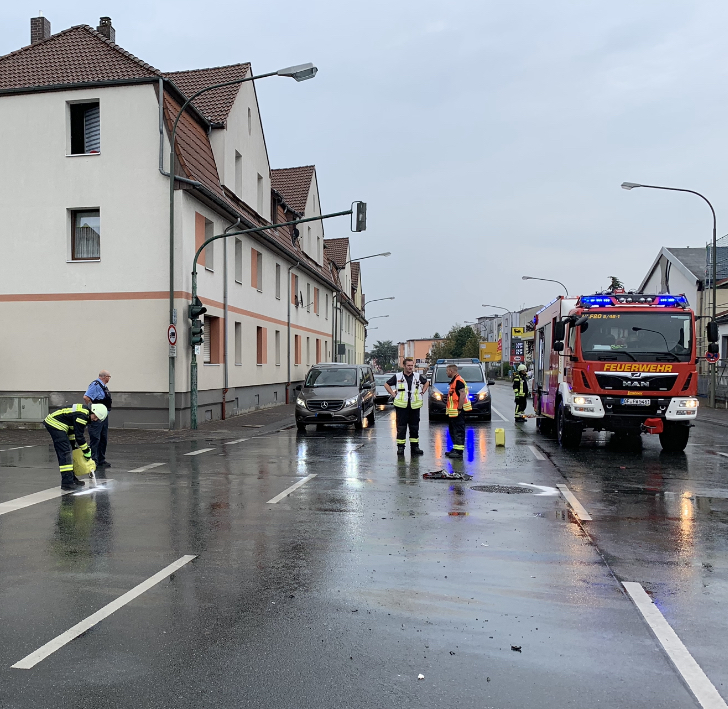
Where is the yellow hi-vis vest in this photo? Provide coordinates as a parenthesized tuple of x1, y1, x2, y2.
(393, 372, 424, 409)
(446, 375, 472, 416)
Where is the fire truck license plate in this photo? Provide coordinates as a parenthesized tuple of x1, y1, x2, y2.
(621, 398, 651, 406)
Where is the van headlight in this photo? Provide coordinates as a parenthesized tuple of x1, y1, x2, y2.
(296, 397, 306, 409)
(344, 396, 358, 408)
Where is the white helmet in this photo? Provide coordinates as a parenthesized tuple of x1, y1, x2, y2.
(90, 403, 108, 421)
(517, 364, 527, 372)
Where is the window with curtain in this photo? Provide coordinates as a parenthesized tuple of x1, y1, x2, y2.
(72, 210, 100, 260)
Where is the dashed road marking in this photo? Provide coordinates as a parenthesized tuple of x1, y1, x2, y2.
(528, 445, 546, 460)
(556, 484, 592, 521)
(128, 463, 166, 473)
(12, 555, 197, 670)
(184, 448, 215, 456)
(0, 446, 36, 452)
(623, 582, 728, 709)
(716, 452, 728, 459)
(267, 474, 317, 504)
(0, 487, 75, 515)
(223, 438, 249, 445)
(490, 407, 508, 421)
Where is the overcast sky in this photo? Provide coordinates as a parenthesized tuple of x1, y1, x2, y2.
(3, 1, 728, 343)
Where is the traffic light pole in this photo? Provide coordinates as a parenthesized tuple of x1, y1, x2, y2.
(190, 206, 364, 429)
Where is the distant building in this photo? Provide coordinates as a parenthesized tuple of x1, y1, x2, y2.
(398, 339, 443, 372)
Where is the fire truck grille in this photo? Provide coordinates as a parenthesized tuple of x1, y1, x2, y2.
(595, 373, 677, 392)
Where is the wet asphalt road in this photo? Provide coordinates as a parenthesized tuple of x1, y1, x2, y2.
(0, 384, 726, 708)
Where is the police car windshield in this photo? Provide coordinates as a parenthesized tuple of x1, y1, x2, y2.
(435, 365, 484, 383)
(580, 312, 692, 362)
(305, 368, 358, 387)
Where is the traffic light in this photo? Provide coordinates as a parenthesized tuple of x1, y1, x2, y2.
(190, 319, 204, 347)
(352, 201, 367, 232)
(189, 296, 207, 320)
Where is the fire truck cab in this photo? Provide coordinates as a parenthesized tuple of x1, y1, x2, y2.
(532, 292, 700, 452)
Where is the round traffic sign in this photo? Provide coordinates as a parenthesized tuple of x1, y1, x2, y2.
(705, 350, 719, 363)
(168, 324, 178, 346)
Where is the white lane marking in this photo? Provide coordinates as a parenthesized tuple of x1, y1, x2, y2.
(183, 448, 215, 456)
(128, 463, 166, 473)
(267, 474, 317, 504)
(528, 445, 546, 460)
(518, 483, 559, 496)
(0, 487, 75, 515)
(490, 406, 508, 421)
(556, 484, 593, 521)
(623, 582, 728, 709)
(12, 555, 197, 670)
(223, 438, 249, 445)
(716, 452, 728, 459)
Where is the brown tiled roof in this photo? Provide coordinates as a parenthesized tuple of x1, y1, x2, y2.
(324, 237, 349, 268)
(351, 261, 360, 287)
(271, 166, 315, 213)
(0, 25, 160, 91)
(164, 63, 250, 125)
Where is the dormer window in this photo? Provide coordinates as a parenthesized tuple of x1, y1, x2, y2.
(69, 102, 100, 154)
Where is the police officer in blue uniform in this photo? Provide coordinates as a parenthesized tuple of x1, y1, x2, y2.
(84, 370, 112, 468)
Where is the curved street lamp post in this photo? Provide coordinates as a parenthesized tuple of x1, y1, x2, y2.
(522, 275, 569, 296)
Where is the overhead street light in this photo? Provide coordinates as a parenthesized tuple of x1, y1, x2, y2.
(167, 62, 317, 430)
(365, 296, 395, 307)
(621, 180, 718, 408)
(521, 275, 569, 296)
(368, 315, 390, 320)
(337, 252, 391, 270)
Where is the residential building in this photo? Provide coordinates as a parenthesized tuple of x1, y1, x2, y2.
(398, 339, 443, 372)
(0, 16, 346, 427)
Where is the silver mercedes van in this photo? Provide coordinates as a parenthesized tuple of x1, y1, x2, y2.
(295, 363, 376, 430)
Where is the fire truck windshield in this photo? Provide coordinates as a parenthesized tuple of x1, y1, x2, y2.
(579, 312, 692, 362)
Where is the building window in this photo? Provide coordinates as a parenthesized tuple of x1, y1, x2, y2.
(251, 248, 262, 290)
(314, 288, 319, 315)
(291, 273, 299, 305)
(69, 102, 100, 155)
(256, 326, 267, 365)
(195, 213, 214, 270)
(306, 337, 310, 365)
(275, 263, 281, 299)
(307, 226, 311, 254)
(316, 338, 321, 363)
(317, 236, 321, 263)
(235, 322, 242, 365)
(275, 330, 281, 365)
(71, 210, 100, 260)
(248, 107, 252, 135)
(204, 316, 222, 364)
(257, 174, 264, 215)
(205, 219, 214, 271)
(306, 283, 311, 312)
(325, 293, 329, 320)
(234, 151, 242, 197)
(294, 335, 301, 365)
(235, 239, 243, 283)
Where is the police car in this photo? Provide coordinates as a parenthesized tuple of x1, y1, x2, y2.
(427, 358, 494, 421)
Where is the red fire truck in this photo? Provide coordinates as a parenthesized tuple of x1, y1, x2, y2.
(532, 291, 710, 452)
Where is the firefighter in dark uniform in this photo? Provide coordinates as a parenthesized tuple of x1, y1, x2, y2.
(513, 363, 529, 422)
(44, 404, 108, 490)
(385, 357, 429, 457)
(445, 363, 471, 458)
(84, 370, 112, 468)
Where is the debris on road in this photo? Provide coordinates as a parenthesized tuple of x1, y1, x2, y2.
(511, 645, 522, 652)
(417, 674, 425, 680)
(423, 470, 473, 480)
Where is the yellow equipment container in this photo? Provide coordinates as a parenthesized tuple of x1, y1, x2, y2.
(495, 428, 506, 447)
(72, 448, 97, 478)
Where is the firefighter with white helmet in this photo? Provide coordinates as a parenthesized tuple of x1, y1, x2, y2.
(513, 364, 529, 422)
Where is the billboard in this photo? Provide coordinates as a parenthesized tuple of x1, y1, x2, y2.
(479, 342, 501, 362)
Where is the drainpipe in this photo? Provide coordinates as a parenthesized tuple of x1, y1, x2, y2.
(222, 218, 241, 419)
(287, 261, 299, 403)
(332, 292, 338, 361)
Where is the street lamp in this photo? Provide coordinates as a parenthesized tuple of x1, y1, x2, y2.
(482, 304, 512, 378)
(368, 315, 390, 320)
(522, 275, 569, 296)
(621, 181, 718, 408)
(166, 63, 317, 429)
(365, 296, 395, 307)
(346, 252, 391, 266)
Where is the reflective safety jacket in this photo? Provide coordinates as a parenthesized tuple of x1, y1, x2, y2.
(446, 375, 472, 417)
(513, 373, 529, 398)
(44, 404, 92, 453)
(393, 372, 425, 409)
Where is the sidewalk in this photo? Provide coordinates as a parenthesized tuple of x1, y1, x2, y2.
(0, 404, 296, 446)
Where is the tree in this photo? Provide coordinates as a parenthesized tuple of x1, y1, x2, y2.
(368, 340, 398, 371)
(432, 332, 441, 339)
(608, 276, 624, 291)
(427, 325, 479, 362)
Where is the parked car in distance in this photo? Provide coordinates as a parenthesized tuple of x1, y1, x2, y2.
(374, 374, 395, 405)
(428, 358, 495, 421)
(426, 366, 433, 382)
(295, 363, 376, 430)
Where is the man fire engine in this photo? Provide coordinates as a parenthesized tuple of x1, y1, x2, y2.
(531, 290, 717, 451)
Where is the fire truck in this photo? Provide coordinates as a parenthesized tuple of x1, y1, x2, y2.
(531, 291, 715, 452)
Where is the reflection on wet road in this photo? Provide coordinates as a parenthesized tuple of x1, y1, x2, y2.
(0, 385, 726, 708)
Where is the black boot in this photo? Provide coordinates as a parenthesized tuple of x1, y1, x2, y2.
(410, 444, 424, 456)
(61, 475, 76, 491)
(397, 445, 405, 457)
(445, 449, 463, 459)
(73, 476, 85, 487)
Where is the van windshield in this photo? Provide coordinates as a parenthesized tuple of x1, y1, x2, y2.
(435, 365, 484, 383)
(305, 368, 358, 387)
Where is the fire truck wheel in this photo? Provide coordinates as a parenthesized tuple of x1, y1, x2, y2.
(659, 423, 690, 452)
(557, 401, 582, 449)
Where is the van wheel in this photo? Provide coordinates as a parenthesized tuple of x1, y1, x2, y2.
(354, 415, 364, 430)
(556, 401, 582, 449)
(659, 423, 690, 452)
(296, 422, 306, 432)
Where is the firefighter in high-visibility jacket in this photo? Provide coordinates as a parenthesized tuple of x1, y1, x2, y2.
(44, 404, 108, 490)
(385, 357, 429, 456)
(513, 364, 529, 422)
(445, 363, 471, 458)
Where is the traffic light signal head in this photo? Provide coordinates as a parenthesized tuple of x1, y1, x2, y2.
(352, 201, 367, 232)
(189, 296, 207, 320)
(190, 319, 204, 347)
